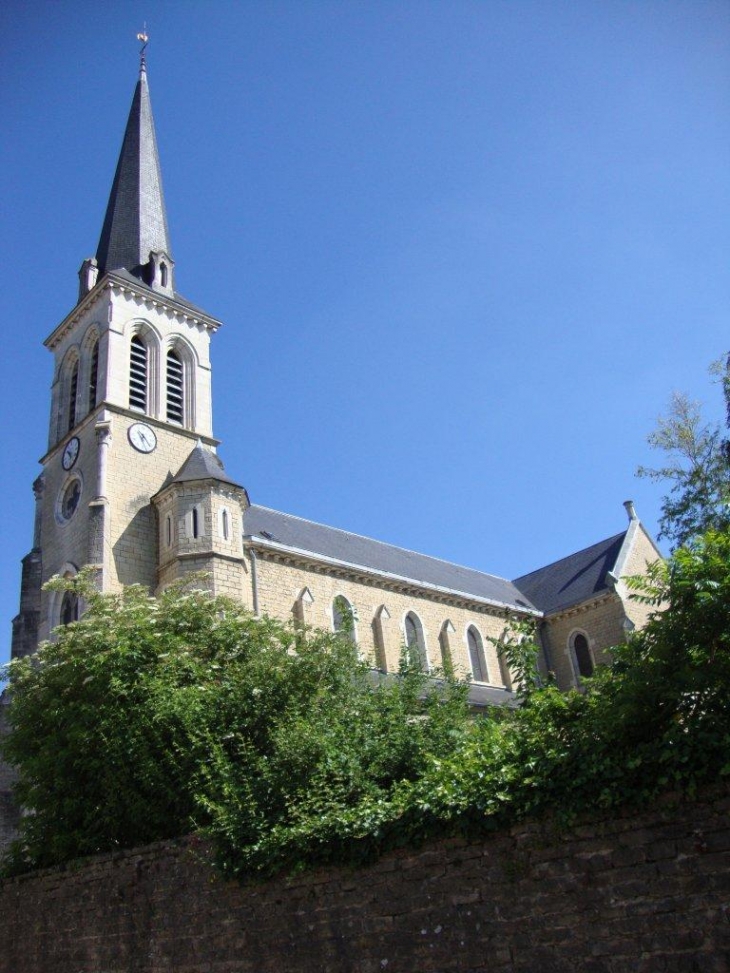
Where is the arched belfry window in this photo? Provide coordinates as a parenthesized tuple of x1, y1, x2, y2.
(404, 612, 428, 671)
(571, 632, 594, 680)
(166, 350, 184, 424)
(129, 335, 148, 413)
(88, 338, 99, 414)
(467, 626, 487, 683)
(67, 360, 79, 433)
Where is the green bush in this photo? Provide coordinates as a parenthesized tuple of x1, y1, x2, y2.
(3, 529, 729, 880)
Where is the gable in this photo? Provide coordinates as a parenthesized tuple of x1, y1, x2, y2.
(513, 532, 627, 615)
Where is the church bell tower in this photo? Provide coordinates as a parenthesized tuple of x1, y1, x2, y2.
(11, 55, 246, 657)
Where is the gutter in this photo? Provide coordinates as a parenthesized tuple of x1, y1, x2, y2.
(243, 535, 542, 619)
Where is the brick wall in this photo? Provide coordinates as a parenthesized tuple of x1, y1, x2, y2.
(2, 786, 728, 973)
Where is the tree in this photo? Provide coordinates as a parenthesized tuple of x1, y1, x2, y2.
(0, 573, 469, 877)
(637, 354, 730, 548)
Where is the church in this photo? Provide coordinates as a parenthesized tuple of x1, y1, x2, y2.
(9, 60, 661, 709)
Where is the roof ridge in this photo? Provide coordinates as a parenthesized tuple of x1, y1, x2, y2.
(247, 503, 512, 583)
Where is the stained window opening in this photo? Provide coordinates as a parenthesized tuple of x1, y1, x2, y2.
(467, 627, 486, 682)
(60, 591, 79, 626)
(129, 336, 148, 413)
(332, 595, 356, 642)
(166, 350, 184, 424)
(404, 612, 427, 671)
(573, 633, 594, 679)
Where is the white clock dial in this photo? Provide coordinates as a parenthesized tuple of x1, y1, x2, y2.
(128, 422, 157, 453)
(62, 436, 80, 470)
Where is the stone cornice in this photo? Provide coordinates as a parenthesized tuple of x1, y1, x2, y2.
(44, 285, 107, 351)
(44, 273, 222, 351)
(543, 590, 616, 623)
(244, 537, 542, 619)
(41, 403, 220, 466)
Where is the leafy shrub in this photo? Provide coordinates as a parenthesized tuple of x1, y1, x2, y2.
(3, 528, 729, 879)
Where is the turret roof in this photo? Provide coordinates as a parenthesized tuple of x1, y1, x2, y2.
(171, 443, 241, 488)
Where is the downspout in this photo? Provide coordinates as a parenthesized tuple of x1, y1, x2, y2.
(249, 545, 260, 617)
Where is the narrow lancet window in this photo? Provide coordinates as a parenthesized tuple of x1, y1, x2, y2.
(404, 612, 428, 671)
(192, 506, 199, 539)
(573, 633, 594, 679)
(129, 336, 148, 413)
(166, 350, 184, 424)
(67, 361, 79, 432)
(467, 627, 487, 682)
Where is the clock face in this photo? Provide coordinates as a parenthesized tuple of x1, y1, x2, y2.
(60, 478, 82, 521)
(62, 436, 80, 471)
(128, 422, 157, 453)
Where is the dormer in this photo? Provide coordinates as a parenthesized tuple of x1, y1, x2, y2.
(147, 249, 175, 295)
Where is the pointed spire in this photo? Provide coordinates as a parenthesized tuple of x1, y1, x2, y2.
(95, 60, 173, 285)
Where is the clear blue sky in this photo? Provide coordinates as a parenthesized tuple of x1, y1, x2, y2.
(1, 1, 728, 668)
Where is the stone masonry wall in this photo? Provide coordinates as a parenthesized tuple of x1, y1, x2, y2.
(252, 551, 513, 685)
(543, 594, 628, 690)
(1, 786, 728, 973)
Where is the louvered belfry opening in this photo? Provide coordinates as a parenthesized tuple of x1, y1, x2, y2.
(88, 340, 99, 413)
(67, 361, 79, 432)
(166, 350, 184, 424)
(129, 336, 148, 412)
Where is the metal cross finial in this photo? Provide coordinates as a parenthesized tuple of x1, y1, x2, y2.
(137, 25, 149, 70)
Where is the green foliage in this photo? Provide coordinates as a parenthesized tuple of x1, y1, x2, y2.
(491, 617, 542, 702)
(3, 528, 729, 880)
(637, 355, 730, 548)
(0, 573, 470, 877)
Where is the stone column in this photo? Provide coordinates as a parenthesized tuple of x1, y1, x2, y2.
(88, 419, 112, 591)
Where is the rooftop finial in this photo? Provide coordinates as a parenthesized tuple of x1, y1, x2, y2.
(137, 25, 149, 73)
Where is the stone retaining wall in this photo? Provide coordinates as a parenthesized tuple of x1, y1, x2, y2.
(1, 788, 729, 972)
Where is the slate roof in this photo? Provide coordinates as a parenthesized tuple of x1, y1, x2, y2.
(96, 64, 172, 281)
(244, 505, 538, 613)
(512, 531, 626, 615)
(172, 444, 242, 487)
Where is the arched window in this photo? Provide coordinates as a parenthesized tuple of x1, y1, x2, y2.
(572, 632, 594, 679)
(439, 620, 454, 676)
(88, 338, 99, 413)
(166, 514, 172, 547)
(60, 591, 79, 626)
(192, 506, 200, 539)
(467, 626, 487, 683)
(160, 262, 168, 288)
(129, 335, 148, 412)
(166, 349, 184, 424)
(67, 360, 79, 432)
(221, 508, 230, 541)
(404, 612, 428, 671)
(332, 595, 356, 642)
